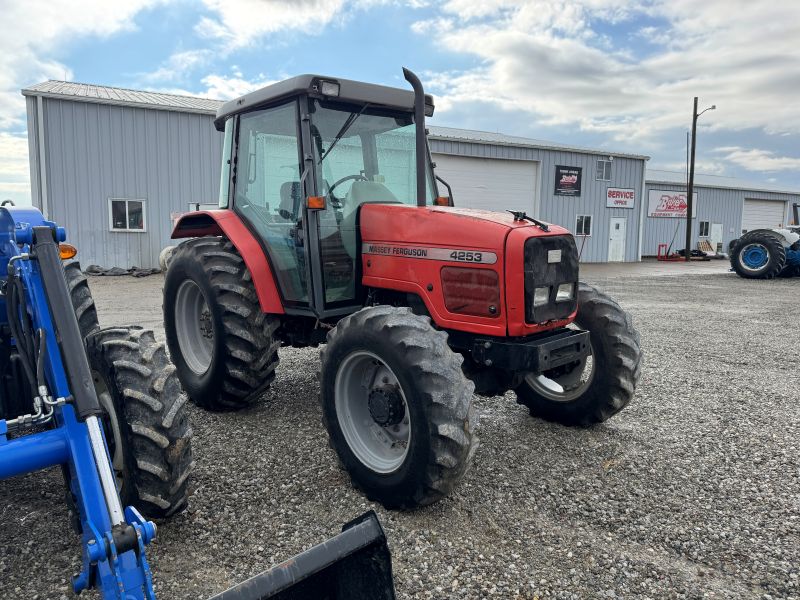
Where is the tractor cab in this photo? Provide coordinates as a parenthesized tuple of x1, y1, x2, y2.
(212, 73, 437, 317)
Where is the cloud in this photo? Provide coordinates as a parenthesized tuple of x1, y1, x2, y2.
(714, 147, 800, 173)
(195, 0, 407, 49)
(196, 0, 351, 49)
(0, 132, 33, 204)
(141, 49, 214, 83)
(200, 73, 279, 100)
(0, 0, 170, 201)
(0, 0, 167, 129)
(649, 160, 728, 176)
(414, 1, 800, 144)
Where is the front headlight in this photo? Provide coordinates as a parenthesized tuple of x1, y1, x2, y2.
(556, 282, 574, 302)
(533, 286, 550, 307)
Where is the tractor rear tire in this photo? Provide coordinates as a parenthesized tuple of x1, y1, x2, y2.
(86, 327, 194, 518)
(63, 261, 100, 338)
(515, 283, 642, 426)
(164, 237, 280, 411)
(731, 231, 786, 279)
(320, 306, 477, 509)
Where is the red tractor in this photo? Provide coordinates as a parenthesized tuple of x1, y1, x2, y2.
(164, 69, 642, 509)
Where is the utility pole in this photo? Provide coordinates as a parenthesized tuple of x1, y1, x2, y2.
(685, 97, 698, 262)
(684, 97, 716, 262)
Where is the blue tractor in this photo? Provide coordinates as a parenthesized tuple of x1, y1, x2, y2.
(729, 202, 800, 279)
(0, 204, 396, 599)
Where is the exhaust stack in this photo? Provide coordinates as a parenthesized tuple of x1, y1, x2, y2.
(402, 68, 427, 207)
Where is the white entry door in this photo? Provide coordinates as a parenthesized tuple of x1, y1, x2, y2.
(608, 217, 627, 262)
(710, 223, 723, 253)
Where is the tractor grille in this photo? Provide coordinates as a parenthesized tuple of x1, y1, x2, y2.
(523, 235, 579, 324)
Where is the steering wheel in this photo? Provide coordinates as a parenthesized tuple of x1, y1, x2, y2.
(327, 174, 368, 206)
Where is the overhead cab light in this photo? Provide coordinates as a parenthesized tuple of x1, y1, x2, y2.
(533, 286, 550, 307)
(320, 80, 340, 96)
(555, 283, 574, 303)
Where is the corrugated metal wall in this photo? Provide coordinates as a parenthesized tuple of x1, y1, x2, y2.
(30, 96, 647, 267)
(642, 183, 799, 256)
(25, 97, 42, 211)
(37, 98, 222, 268)
(430, 139, 646, 262)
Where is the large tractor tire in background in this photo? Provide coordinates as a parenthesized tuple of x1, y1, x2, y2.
(731, 231, 787, 279)
(159, 245, 177, 272)
(515, 283, 642, 427)
(320, 306, 477, 509)
(86, 327, 193, 518)
(164, 237, 280, 411)
(63, 261, 100, 338)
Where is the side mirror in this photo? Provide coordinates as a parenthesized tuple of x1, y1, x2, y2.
(435, 174, 454, 206)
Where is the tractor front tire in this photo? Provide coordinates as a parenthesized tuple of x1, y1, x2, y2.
(164, 237, 280, 411)
(731, 231, 787, 279)
(86, 327, 194, 518)
(515, 283, 642, 426)
(320, 306, 477, 509)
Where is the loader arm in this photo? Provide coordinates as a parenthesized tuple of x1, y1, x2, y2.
(0, 208, 157, 599)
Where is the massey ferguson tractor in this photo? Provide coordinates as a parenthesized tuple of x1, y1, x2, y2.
(164, 69, 643, 510)
(729, 202, 800, 279)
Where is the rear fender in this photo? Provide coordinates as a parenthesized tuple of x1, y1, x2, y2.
(171, 210, 285, 315)
(770, 228, 800, 247)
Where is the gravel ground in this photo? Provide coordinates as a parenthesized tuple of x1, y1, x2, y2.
(1, 265, 798, 599)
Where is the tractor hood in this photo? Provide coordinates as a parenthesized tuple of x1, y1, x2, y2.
(359, 204, 569, 248)
(359, 203, 577, 339)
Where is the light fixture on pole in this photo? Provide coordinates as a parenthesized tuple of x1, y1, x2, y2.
(685, 98, 716, 261)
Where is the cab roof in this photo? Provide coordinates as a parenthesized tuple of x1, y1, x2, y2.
(214, 74, 434, 131)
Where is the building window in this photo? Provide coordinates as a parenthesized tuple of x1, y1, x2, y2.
(596, 159, 612, 181)
(109, 198, 146, 232)
(699, 221, 710, 237)
(576, 214, 592, 236)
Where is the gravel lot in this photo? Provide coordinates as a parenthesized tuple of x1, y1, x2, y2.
(1, 262, 798, 599)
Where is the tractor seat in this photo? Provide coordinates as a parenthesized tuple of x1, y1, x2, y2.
(341, 181, 400, 258)
(279, 181, 302, 221)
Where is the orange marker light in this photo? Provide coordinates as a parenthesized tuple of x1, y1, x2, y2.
(59, 243, 78, 260)
(307, 196, 326, 210)
(434, 196, 450, 206)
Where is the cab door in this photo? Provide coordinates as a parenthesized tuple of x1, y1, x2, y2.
(233, 100, 312, 309)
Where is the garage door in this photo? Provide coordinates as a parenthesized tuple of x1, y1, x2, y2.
(432, 154, 538, 214)
(742, 199, 787, 232)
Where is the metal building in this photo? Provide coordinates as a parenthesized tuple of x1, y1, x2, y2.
(23, 80, 650, 268)
(643, 169, 800, 256)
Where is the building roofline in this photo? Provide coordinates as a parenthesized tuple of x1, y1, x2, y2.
(21, 80, 221, 116)
(21, 79, 650, 161)
(428, 126, 650, 161)
(646, 169, 800, 196)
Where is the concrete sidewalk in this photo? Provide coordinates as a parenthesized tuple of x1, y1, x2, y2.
(581, 257, 732, 278)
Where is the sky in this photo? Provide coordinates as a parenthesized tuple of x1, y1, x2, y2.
(1, 0, 799, 204)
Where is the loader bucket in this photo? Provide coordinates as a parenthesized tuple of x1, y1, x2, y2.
(209, 511, 396, 600)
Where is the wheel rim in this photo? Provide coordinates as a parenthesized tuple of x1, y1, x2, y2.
(334, 351, 411, 474)
(93, 371, 125, 492)
(739, 243, 769, 271)
(175, 279, 214, 374)
(524, 337, 596, 403)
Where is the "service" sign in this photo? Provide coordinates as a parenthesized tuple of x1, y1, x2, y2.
(606, 187, 635, 209)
